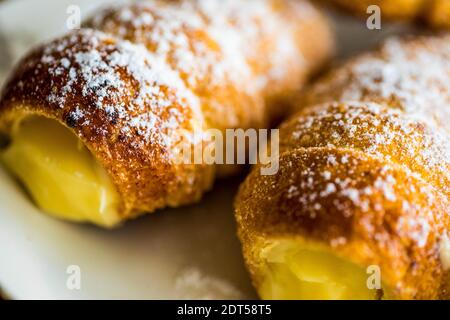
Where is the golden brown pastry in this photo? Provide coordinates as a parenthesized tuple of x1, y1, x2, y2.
(326, 0, 450, 28)
(235, 35, 450, 300)
(0, 0, 334, 227)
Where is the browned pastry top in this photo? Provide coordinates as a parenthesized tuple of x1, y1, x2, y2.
(300, 35, 450, 129)
(84, 0, 327, 130)
(280, 102, 450, 199)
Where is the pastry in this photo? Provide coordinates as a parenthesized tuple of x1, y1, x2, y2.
(326, 0, 450, 28)
(235, 35, 450, 299)
(0, 0, 334, 227)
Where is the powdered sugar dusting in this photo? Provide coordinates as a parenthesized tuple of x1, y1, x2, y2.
(281, 36, 450, 249)
(283, 102, 450, 199)
(87, 0, 312, 120)
(278, 148, 447, 249)
(307, 36, 450, 132)
(40, 29, 200, 150)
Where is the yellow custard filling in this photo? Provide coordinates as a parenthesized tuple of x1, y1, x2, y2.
(259, 241, 388, 300)
(1, 116, 121, 227)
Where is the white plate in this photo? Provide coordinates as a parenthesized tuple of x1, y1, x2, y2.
(0, 0, 414, 300)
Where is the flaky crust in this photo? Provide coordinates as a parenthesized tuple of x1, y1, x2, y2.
(326, 0, 450, 28)
(0, 0, 334, 224)
(235, 36, 450, 299)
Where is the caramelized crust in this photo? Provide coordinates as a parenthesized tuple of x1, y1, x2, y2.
(235, 36, 450, 299)
(0, 0, 333, 223)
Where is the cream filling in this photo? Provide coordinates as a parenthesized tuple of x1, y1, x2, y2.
(259, 240, 388, 300)
(1, 116, 121, 228)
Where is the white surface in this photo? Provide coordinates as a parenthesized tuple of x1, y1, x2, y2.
(0, 0, 414, 299)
